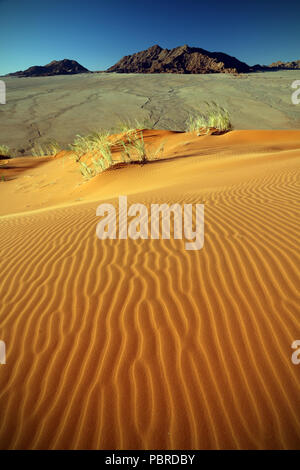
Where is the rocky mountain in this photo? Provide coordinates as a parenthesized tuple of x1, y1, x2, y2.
(106, 44, 251, 74)
(7, 50, 299, 78)
(252, 60, 300, 71)
(268, 60, 300, 69)
(8, 59, 89, 77)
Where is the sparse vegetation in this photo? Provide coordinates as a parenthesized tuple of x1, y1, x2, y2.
(32, 140, 62, 157)
(127, 131, 147, 163)
(32, 144, 46, 157)
(98, 141, 114, 166)
(20, 104, 232, 182)
(120, 140, 132, 163)
(152, 141, 165, 160)
(69, 135, 92, 161)
(71, 127, 166, 180)
(79, 161, 95, 179)
(46, 140, 62, 156)
(71, 132, 115, 179)
(69, 132, 112, 162)
(127, 131, 165, 162)
(115, 119, 139, 134)
(115, 117, 155, 134)
(67, 104, 230, 181)
(92, 156, 106, 172)
(0, 145, 10, 156)
(186, 102, 232, 135)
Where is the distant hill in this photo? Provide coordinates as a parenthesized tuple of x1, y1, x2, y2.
(106, 44, 251, 74)
(268, 60, 300, 70)
(7, 51, 300, 78)
(8, 59, 89, 77)
(252, 60, 300, 71)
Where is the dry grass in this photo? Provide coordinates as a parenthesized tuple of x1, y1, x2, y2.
(73, 128, 166, 180)
(0, 145, 10, 157)
(115, 117, 155, 134)
(32, 141, 61, 157)
(69, 132, 112, 162)
(186, 102, 232, 135)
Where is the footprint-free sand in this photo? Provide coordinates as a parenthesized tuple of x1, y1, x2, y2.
(0, 129, 299, 449)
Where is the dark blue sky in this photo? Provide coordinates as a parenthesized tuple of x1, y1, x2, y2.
(1, 0, 299, 75)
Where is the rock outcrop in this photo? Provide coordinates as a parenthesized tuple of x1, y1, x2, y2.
(106, 44, 251, 74)
(8, 59, 89, 77)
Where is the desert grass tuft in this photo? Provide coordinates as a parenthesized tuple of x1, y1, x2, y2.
(120, 140, 132, 162)
(46, 140, 62, 156)
(186, 102, 232, 135)
(79, 161, 95, 179)
(115, 117, 155, 134)
(32, 141, 62, 157)
(32, 144, 48, 157)
(127, 131, 147, 163)
(69, 135, 92, 161)
(72, 127, 165, 180)
(151, 141, 165, 160)
(98, 142, 113, 166)
(0, 145, 10, 156)
(69, 132, 112, 161)
(92, 157, 106, 172)
(125, 131, 165, 164)
(71, 132, 116, 179)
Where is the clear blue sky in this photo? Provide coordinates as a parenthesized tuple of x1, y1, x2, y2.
(0, 0, 299, 75)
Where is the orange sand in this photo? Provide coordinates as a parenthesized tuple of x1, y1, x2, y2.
(0, 130, 299, 449)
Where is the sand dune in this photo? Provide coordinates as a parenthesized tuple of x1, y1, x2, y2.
(0, 130, 299, 449)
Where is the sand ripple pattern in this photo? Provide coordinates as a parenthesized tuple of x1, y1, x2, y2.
(0, 165, 299, 449)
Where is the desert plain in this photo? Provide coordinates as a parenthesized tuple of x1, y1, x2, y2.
(1, 70, 300, 155)
(0, 72, 299, 450)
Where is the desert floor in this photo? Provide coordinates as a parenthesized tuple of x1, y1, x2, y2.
(0, 129, 299, 449)
(1, 71, 300, 155)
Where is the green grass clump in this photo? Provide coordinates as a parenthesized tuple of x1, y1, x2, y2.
(0, 145, 10, 156)
(79, 161, 95, 179)
(151, 141, 165, 160)
(98, 141, 113, 166)
(32, 140, 61, 157)
(79, 152, 113, 180)
(120, 140, 132, 163)
(115, 117, 155, 134)
(73, 133, 115, 179)
(92, 157, 106, 172)
(32, 144, 47, 157)
(69, 132, 112, 162)
(186, 102, 232, 135)
(127, 131, 147, 163)
(69, 135, 93, 161)
(46, 140, 62, 156)
(115, 119, 138, 134)
(71, 127, 165, 180)
(122, 131, 165, 164)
